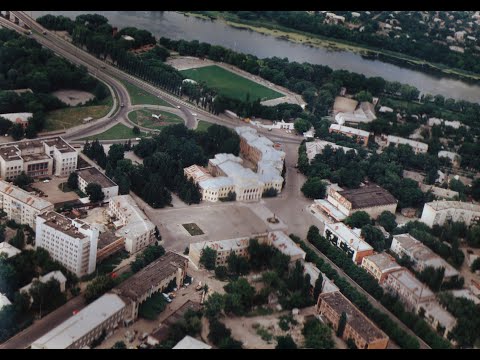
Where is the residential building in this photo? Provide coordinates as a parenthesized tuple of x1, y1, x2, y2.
(329, 124, 371, 146)
(76, 167, 119, 201)
(450, 289, 480, 305)
(386, 135, 428, 154)
(0, 293, 11, 311)
(420, 201, 480, 228)
(419, 302, 456, 339)
(361, 253, 403, 284)
(31, 293, 127, 349)
(0, 112, 32, 128)
(20, 271, 67, 302)
(334, 102, 377, 125)
(112, 252, 188, 321)
(0, 137, 77, 180)
(0, 242, 21, 258)
(0, 180, 54, 228)
(172, 336, 212, 350)
(438, 151, 460, 165)
(108, 195, 155, 254)
(326, 184, 398, 219)
(317, 291, 389, 349)
(35, 211, 99, 277)
(419, 184, 458, 200)
(305, 140, 356, 163)
(96, 232, 125, 263)
(323, 222, 374, 264)
(303, 262, 339, 295)
(268, 231, 306, 263)
(325, 12, 346, 24)
(383, 268, 435, 312)
(390, 233, 459, 280)
(309, 198, 347, 224)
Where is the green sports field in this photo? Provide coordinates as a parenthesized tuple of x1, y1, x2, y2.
(180, 65, 283, 102)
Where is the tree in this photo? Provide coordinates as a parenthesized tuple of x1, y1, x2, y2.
(294, 118, 311, 134)
(10, 228, 25, 250)
(29, 278, 66, 316)
(13, 172, 33, 190)
(107, 144, 125, 169)
(336, 311, 347, 337)
(302, 318, 334, 349)
(467, 225, 480, 248)
(154, 226, 161, 240)
(215, 266, 228, 280)
(355, 90, 373, 102)
(276, 335, 297, 349)
(262, 187, 278, 198)
(471, 258, 480, 272)
(112, 341, 126, 349)
(204, 293, 225, 319)
(361, 225, 385, 252)
(10, 123, 24, 141)
(377, 211, 397, 233)
(345, 211, 371, 228)
(133, 126, 140, 135)
(199, 247, 217, 270)
(84, 275, 115, 304)
(85, 183, 105, 202)
(472, 179, 480, 201)
(301, 177, 327, 199)
(183, 246, 189, 255)
(313, 274, 323, 301)
(67, 172, 79, 190)
(208, 318, 231, 345)
(227, 252, 249, 276)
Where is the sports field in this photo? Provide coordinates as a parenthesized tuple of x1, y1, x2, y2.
(180, 65, 283, 102)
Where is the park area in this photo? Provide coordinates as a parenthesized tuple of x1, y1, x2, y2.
(180, 65, 283, 102)
(128, 109, 183, 130)
(81, 123, 148, 141)
(195, 120, 213, 132)
(120, 79, 173, 107)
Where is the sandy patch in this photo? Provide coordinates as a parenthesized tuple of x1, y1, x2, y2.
(51, 89, 95, 106)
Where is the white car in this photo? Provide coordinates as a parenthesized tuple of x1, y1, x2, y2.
(191, 113, 197, 116)
(176, 105, 181, 109)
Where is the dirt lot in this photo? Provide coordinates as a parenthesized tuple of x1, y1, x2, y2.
(51, 89, 95, 106)
(32, 177, 79, 205)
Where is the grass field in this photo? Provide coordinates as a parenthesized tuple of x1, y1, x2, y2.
(45, 96, 112, 131)
(182, 223, 204, 236)
(181, 65, 283, 102)
(120, 79, 173, 107)
(81, 123, 148, 141)
(128, 109, 183, 130)
(195, 120, 213, 132)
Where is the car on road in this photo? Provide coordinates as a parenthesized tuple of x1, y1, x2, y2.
(162, 293, 172, 303)
(176, 105, 181, 109)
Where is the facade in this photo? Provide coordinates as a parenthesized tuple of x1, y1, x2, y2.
(113, 252, 188, 321)
(0, 180, 54, 228)
(420, 201, 480, 228)
(383, 268, 435, 312)
(386, 135, 428, 154)
(172, 335, 212, 350)
(326, 184, 398, 219)
(419, 302, 456, 339)
(76, 167, 119, 201)
(0, 242, 21, 258)
(305, 140, 356, 163)
(329, 124, 370, 146)
(35, 212, 99, 277)
(31, 294, 126, 349)
(317, 291, 389, 349)
(20, 271, 67, 301)
(361, 253, 403, 284)
(323, 222, 374, 264)
(0, 137, 77, 180)
(108, 195, 155, 254)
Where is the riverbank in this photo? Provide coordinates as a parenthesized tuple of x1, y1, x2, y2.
(180, 11, 480, 83)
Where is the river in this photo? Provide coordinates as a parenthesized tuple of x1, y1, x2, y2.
(30, 11, 480, 103)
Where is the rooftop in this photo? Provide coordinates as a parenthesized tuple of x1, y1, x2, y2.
(339, 184, 397, 209)
(190, 236, 254, 253)
(268, 231, 306, 260)
(0, 136, 76, 162)
(0, 242, 21, 258)
(311, 199, 347, 222)
(303, 262, 339, 293)
(387, 269, 434, 299)
(0, 180, 53, 211)
(39, 211, 93, 240)
(319, 291, 388, 343)
(450, 289, 480, 305)
(172, 335, 211, 350)
(325, 222, 373, 252)
(31, 294, 126, 349)
(387, 135, 428, 151)
(110, 195, 155, 239)
(393, 233, 421, 251)
(362, 253, 402, 274)
(329, 124, 370, 138)
(0, 293, 11, 310)
(184, 165, 213, 183)
(424, 201, 480, 213)
(0, 112, 32, 123)
(114, 252, 188, 302)
(20, 270, 67, 295)
(76, 167, 117, 189)
(305, 140, 356, 162)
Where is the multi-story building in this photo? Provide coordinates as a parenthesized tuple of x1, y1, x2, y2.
(420, 302, 456, 339)
(361, 253, 403, 284)
(329, 124, 371, 146)
(326, 184, 398, 219)
(390, 233, 460, 280)
(31, 293, 127, 349)
(305, 140, 356, 163)
(35, 211, 99, 277)
(386, 135, 428, 154)
(76, 167, 119, 201)
(323, 222, 374, 264)
(108, 195, 155, 254)
(383, 268, 435, 312)
(0, 180, 54, 228)
(20, 271, 67, 303)
(317, 291, 389, 349)
(420, 201, 480, 228)
(334, 101, 377, 125)
(303, 262, 339, 296)
(0, 137, 77, 180)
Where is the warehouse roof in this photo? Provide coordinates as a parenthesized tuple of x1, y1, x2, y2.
(76, 167, 117, 188)
(339, 184, 397, 209)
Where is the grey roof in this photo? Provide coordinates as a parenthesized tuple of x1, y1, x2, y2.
(339, 184, 397, 209)
(0, 180, 53, 211)
(76, 167, 117, 188)
(172, 336, 211, 349)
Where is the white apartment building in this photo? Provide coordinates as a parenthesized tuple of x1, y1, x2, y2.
(31, 293, 126, 349)
(0, 137, 77, 180)
(35, 212, 99, 277)
(305, 140, 356, 163)
(420, 201, 480, 228)
(108, 195, 155, 254)
(0, 180, 54, 228)
(76, 167, 119, 201)
(386, 135, 428, 154)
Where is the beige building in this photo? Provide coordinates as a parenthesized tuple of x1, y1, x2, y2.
(108, 195, 155, 254)
(361, 253, 403, 284)
(0, 137, 77, 180)
(420, 200, 480, 228)
(35, 212, 99, 277)
(386, 135, 428, 154)
(329, 124, 371, 146)
(0, 180, 54, 228)
(76, 167, 119, 201)
(326, 184, 398, 219)
(317, 291, 389, 349)
(305, 140, 356, 163)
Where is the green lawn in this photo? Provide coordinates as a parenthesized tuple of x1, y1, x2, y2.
(128, 109, 183, 130)
(45, 95, 112, 131)
(120, 79, 173, 107)
(182, 223, 204, 236)
(138, 292, 168, 320)
(180, 65, 283, 102)
(81, 123, 148, 141)
(195, 120, 213, 132)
